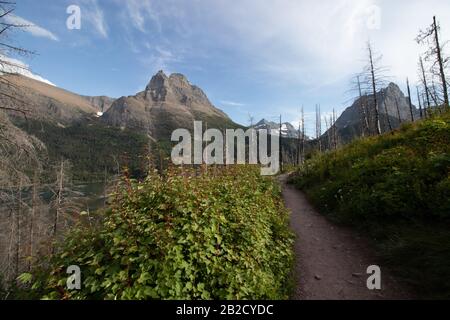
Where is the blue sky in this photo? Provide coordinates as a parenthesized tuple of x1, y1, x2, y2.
(7, 0, 450, 136)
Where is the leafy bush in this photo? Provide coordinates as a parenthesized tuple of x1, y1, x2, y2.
(30, 166, 294, 300)
(290, 111, 450, 298)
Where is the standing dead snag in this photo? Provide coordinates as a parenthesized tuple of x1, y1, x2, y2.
(297, 107, 303, 165)
(301, 107, 306, 163)
(332, 109, 338, 150)
(407, 78, 415, 122)
(422, 92, 428, 118)
(432, 16, 449, 109)
(52, 160, 65, 240)
(394, 96, 402, 124)
(416, 16, 449, 109)
(279, 115, 283, 172)
(356, 75, 370, 137)
(315, 105, 322, 152)
(28, 173, 39, 271)
(0, 1, 35, 114)
(382, 92, 393, 132)
(418, 57, 432, 112)
(416, 86, 423, 119)
(363, 41, 389, 135)
(324, 115, 331, 150)
(368, 43, 380, 135)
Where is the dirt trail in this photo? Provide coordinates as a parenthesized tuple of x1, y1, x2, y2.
(280, 175, 411, 300)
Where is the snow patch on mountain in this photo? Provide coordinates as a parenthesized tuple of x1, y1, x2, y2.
(0, 55, 55, 86)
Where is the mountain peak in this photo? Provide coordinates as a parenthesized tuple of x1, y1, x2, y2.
(156, 69, 167, 76)
(169, 73, 188, 81)
(256, 118, 272, 126)
(145, 70, 170, 101)
(387, 82, 400, 90)
(254, 118, 301, 138)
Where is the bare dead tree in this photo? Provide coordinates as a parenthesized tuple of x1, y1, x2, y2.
(348, 75, 370, 137)
(382, 93, 393, 132)
(324, 108, 338, 150)
(0, 1, 35, 115)
(416, 86, 423, 119)
(15, 177, 22, 277)
(52, 161, 65, 240)
(416, 16, 449, 109)
(297, 108, 302, 165)
(301, 107, 305, 163)
(248, 113, 254, 127)
(49, 160, 81, 252)
(279, 115, 283, 172)
(0, 2, 50, 288)
(315, 105, 322, 152)
(28, 173, 40, 271)
(418, 57, 432, 111)
(368, 42, 381, 134)
(394, 96, 402, 124)
(406, 78, 415, 122)
(357, 75, 370, 137)
(422, 92, 428, 118)
(428, 78, 440, 108)
(362, 41, 389, 135)
(324, 114, 330, 151)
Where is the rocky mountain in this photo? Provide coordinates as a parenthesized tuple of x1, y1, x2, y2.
(253, 119, 302, 138)
(83, 95, 115, 114)
(102, 71, 239, 140)
(0, 71, 243, 180)
(330, 82, 421, 143)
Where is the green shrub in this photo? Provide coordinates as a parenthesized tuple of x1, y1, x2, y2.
(30, 166, 294, 300)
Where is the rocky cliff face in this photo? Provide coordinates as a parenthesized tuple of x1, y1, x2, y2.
(83, 95, 115, 113)
(332, 82, 421, 142)
(102, 71, 238, 140)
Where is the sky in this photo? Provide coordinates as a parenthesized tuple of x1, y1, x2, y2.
(5, 0, 450, 136)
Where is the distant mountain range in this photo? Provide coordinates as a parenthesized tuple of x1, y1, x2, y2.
(0, 70, 425, 181)
(3, 71, 417, 144)
(0, 71, 241, 181)
(252, 83, 419, 144)
(252, 119, 304, 139)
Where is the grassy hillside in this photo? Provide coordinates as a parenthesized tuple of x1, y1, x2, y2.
(26, 166, 294, 300)
(290, 111, 450, 298)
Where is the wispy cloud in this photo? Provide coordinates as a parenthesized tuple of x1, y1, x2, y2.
(220, 100, 246, 107)
(82, 0, 108, 38)
(4, 14, 59, 41)
(139, 46, 180, 74)
(123, 0, 161, 33)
